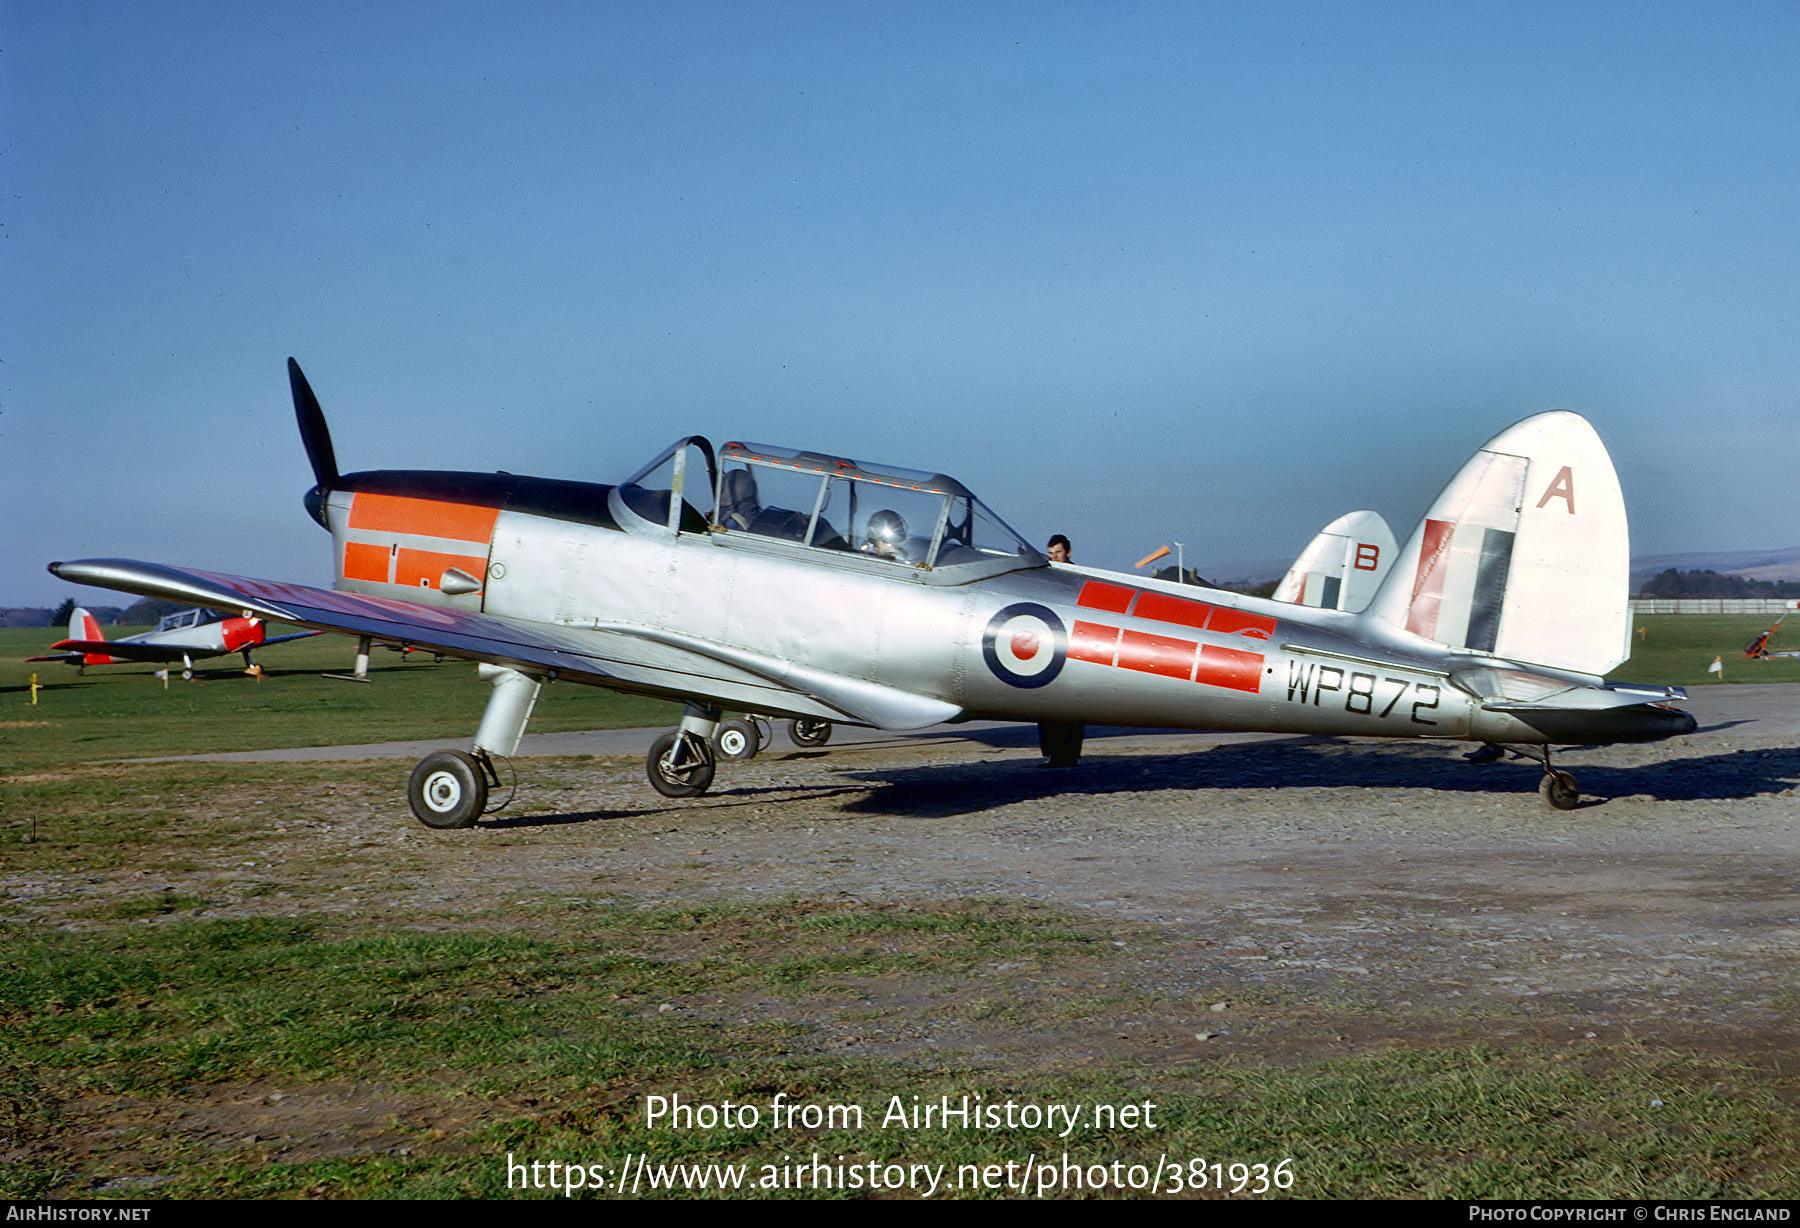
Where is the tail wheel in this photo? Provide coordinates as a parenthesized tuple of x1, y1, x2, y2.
(408, 750, 488, 828)
(712, 717, 760, 761)
(1540, 770, 1580, 811)
(648, 730, 716, 798)
(787, 718, 832, 748)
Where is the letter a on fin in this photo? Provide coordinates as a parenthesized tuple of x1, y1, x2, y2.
(1367, 411, 1629, 675)
(1536, 465, 1576, 513)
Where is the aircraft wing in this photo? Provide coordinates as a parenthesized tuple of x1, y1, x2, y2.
(48, 559, 958, 729)
(262, 630, 323, 647)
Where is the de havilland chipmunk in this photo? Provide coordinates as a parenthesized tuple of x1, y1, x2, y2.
(49, 359, 1695, 828)
(28, 605, 316, 677)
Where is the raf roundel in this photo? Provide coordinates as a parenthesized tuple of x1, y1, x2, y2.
(981, 602, 1068, 688)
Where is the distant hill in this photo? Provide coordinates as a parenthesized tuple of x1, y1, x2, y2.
(1630, 546, 1800, 588)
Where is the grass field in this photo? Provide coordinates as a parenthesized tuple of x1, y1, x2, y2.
(1609, 614, 1800, 687)
(3, 616, 1797, 1198)
(6, 892, 1793, 1199)
(0, 626, 679, 774)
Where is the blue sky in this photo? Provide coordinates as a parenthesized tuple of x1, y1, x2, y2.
(5, 2, 1797, 607)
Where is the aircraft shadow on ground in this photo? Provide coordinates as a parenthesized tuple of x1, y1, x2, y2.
(835, 740, 1800, 819)
(474, 740, 1797, 827)
(482, 782, 868, 829)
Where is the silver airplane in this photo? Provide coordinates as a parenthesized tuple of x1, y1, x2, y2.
(51, 360, 1695, 827)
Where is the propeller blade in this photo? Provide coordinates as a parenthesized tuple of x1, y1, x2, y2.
(288, 357, 340, 489)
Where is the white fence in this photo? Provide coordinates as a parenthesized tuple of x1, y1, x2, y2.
(1629, 598, 1800, 616)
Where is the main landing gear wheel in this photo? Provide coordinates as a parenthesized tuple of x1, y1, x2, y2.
(408, 750, 488, 828)
(712, 718, 761, 761)
(1540, 770, 1580, 811)
(648, 730, 716, 798)
(787, 718, 832, 748)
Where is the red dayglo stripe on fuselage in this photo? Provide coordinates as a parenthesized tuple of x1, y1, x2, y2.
(1116, 629, 1198, 680)
(1127, 589, 1278, 641)
(1065, 616, 1266, 695)
(1196, 644, 1264, 693)
(1132, 590, 1211, 629)
(1069, 620, 1121, 665)
(1203, 606, 1277, 640)
(1076, 580, 1135, 614)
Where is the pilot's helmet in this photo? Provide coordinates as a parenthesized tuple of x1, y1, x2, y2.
(866, 509, 907, 550)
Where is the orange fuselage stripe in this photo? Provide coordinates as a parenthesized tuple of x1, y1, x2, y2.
(342, 541, 392, 583)
(348, 492, 500, 543)
(396, 547, 486, 590)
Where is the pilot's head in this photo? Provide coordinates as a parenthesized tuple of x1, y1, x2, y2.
(863, 510, 908, 558)
(1047, 534, 1071, 563)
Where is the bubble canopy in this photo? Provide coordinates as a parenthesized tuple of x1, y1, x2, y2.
(617, 436, 1045, 583)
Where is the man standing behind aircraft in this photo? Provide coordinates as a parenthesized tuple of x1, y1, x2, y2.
(1039, 534, 1081, 765)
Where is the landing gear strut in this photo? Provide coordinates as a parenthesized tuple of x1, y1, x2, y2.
(648, 703, 720, 798)
(1037, 721, 1084, 768)
(1539, 768, 1580, 810)
(404, 663, 541, 828)
(1530, 746, 1581, 810)
(1467, 742, 1583, 809)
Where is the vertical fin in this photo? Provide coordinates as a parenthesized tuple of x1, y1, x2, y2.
(75, 607, 104, 643)
(1366, 411, 1629, 675)
(1273, 510, 1397, 613)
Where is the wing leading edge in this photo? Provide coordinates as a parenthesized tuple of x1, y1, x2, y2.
(48, 559, 958, 730)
